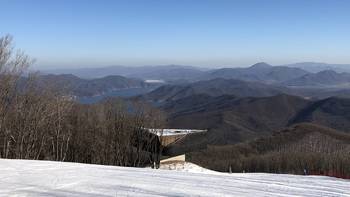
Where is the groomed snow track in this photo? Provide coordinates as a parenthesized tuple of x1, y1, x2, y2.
(0, 159, 349, 197)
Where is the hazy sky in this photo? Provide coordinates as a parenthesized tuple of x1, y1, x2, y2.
(1, 0, 350, 69)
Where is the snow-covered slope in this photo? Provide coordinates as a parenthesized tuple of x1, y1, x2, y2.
(1, 159, 349, 197)
(158, 161, 218, 174)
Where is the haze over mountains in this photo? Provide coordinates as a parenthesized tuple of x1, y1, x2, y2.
(43, 62, 350, 81)
(285, 62, 350, 73)
(38, 62, 350, 148)
(39, 62, 350, 102)
(43, 65, 206, 82)
(35, 74, 155, 97)
(43, 62, 350, 87)
(200, 62, 350, 87)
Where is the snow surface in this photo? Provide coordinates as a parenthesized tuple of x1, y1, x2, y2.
(158, 161, 218, 174)
(1, 159, 350, 197)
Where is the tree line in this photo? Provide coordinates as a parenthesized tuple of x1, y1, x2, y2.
(188, 124, 350, 179)
(0, 35, 165, 167)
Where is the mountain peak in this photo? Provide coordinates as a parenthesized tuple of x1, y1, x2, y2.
(250, 62, 272, 69)
(317, 69, 337, 75)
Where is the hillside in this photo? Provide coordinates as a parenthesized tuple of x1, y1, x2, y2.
(35, 74, 157, 97)
(142, 78, 289, 103)
(163, 95, 350, 156)
(283, 70, 350, 87)
(1, 159, 349, 196)
(189, 123, 350, 178)
(290, 97, 350, 133)
(163, 94, 311, 155)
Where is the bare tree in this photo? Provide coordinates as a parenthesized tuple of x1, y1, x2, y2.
(0, 35, 34, 158)
(0, 34, 167, 169)
(0, 35, 73, 161)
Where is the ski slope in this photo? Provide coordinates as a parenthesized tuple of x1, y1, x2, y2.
(0, 159, 349, 197)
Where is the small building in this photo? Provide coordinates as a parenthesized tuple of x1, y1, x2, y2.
(146, 128, 207, 146)
(144, 128, 207, 168)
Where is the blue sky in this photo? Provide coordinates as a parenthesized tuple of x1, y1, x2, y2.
(1, 0, 349, 69)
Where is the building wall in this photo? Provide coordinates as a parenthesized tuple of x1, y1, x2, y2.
(159, 134, 187, 146)
(160, 154, 186, 164)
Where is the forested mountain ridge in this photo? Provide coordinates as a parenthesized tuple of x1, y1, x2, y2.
(141, 78, 290, 103)
(29, 74, 158, 97)
(203, 62, 309, 83)
(188, 123, 350, 178)
(163, 94, 350, 157)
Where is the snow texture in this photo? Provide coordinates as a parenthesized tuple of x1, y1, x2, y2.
(158, 161, 218, 174)
(0, 159, 349, 197)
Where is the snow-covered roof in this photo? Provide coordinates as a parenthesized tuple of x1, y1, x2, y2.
(145, 128, 207, 136)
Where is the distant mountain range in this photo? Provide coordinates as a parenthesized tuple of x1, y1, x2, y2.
(37, 62, 350, 105)
(282, 70, 350, 87)
(203, 62, 350, 87)
(43, 65, 206, 82)
(33, 74, 160, 98)
(42, 62, 350, 88)
(284, 62, 350, 73)
(39, 63, 350, 172)
(203, 62, 309, 83)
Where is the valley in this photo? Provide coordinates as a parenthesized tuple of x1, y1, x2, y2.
(35, 62, 350, 181)
(40, 62, 350, 105)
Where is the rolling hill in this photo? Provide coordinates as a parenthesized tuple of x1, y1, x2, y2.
(283, 70, 350, 87)
(203, 62, 309, 83)
(163, 94, 311, 156)
(43, 65, 206, 82)
(189, 123, 350, 178)
(284, 62, 350, 73)
(35, 74, 158, 97)
(141, 78, 290, 104)
(163, 94, 350, 156)
(290, 97, 350, 132)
